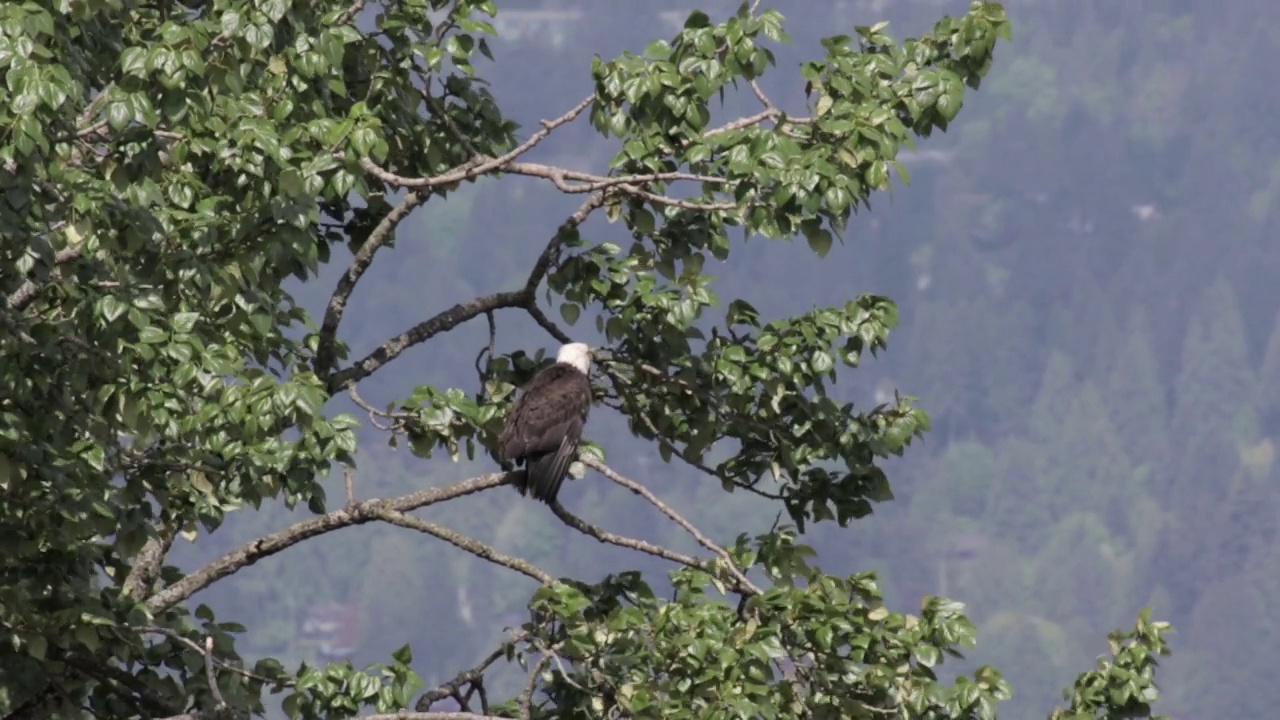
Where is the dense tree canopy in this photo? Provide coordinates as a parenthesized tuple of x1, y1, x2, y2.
(0, 1, 1174, 719)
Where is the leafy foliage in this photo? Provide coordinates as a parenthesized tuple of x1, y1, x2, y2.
(0, 0, 1176, 719)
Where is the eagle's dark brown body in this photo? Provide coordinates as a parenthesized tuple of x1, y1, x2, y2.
(497, 362, 592, 504)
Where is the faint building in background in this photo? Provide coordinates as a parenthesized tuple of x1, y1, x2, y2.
(298, 601, 363, 663)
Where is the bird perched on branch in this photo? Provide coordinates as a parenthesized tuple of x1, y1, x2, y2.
(497, 342, 593, 504)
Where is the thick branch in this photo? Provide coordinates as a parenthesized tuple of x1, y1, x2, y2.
(373, 508, 554, 584)
(7, 246, 85, 312)
(327, 290, 529, 392)
(316, 189, 430, 376)
(328, 183, 610, 394)
(583, 457, 760, 595)
(121, 520, 177, 599)
(146, 472, 513, 613)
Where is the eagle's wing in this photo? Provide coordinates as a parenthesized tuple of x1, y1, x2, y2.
(496, 365, 591, 503)
(525, 414, 585, 503)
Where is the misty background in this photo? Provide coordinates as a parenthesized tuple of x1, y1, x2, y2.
(170, 1, 1280, 718)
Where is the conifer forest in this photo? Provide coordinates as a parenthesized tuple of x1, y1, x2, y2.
(1, 1, 1275, 719)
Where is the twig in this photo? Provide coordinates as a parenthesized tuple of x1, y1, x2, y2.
(519, 656, 550, 720)
(373, 508, 554, 584)
(315, 189, 430, 376)
(582, 457, 760, 595)
(146, 471, 516, 613)
(474, 310, 497, 398)
(347, 384, 402, 432)
(344, 465, 357, 506)
(141, 626, 289, 687)
(203, 636, 228, 710)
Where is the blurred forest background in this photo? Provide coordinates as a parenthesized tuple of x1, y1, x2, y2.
(170, 1, 1280, 718)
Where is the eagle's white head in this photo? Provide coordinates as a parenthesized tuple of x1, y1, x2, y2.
(557, 342, 592, 374)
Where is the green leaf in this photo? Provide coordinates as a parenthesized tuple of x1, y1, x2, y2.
(804, 226, 833, 258)
(560, 302, 581, 326)
(170, 312, 200, 334)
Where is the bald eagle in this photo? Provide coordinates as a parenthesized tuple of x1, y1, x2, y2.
(498, 342, 593, 504)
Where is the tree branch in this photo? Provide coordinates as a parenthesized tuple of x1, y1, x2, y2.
(519, 656, 550, 720)
(121, 519, 176, 599)
(316, 189, 430, 377)
(582, 457, 760, 595)
(141, 626, 289, 688)
(547, 501, 715, 581)
(415, 632, 530, 712)
(360, 707, 504, 712)
(356, 95, 594, 191)
(524, 193, 608, 295)
(327, 290, 530, 393)
(7, 246, 85, 312)
(373, 507, 554, 584)
(145, 472, 514, 613)
(203, 636, 229, 711)
(525, 304, 572, 345)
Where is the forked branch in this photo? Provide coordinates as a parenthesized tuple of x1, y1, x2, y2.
(146, 471, 515, 613)
(583, 457, 760, 595)
(373, 507, 554, 584)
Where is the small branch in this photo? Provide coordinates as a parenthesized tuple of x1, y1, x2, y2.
(519, 656, 550, 720)
(344, 464, 357, 506)
(328, 290, 529, 393)
(415, 632, 530, 712)
(582, 457, 760, 595)
(77, 84, 113, 128)
(315, 189, 429, 376)
(203, 636, 228, 710)
(141, 626, 288, 687)
(358, 707, 506, 712)
(474, 310, 497, 398)
(525, 304, 572, 345)
(548, 501, 711, 579)
(347, 384, 409, 432)
(524, 193, 608, 295)
(356, 95, 594, 190)
(146, 472, 515, 613)
(373, 508, 554, 584)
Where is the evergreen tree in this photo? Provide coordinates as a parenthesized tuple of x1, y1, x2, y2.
(986, 439, 1057, 554)
(1046, 265, 1121, 378)
(970, 612, 1077, 720)
(979, 298, 1044, 438)
(1171, 277, 1256, 443)
(1258, 306, 1280, 434)
(909, 442, 1000, 523)
(1104, 306, 1171, 468)
(1028, 351, 1077, 446)
(1033, 512, 1125, 628)
(1172, 573, 1280, 718)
